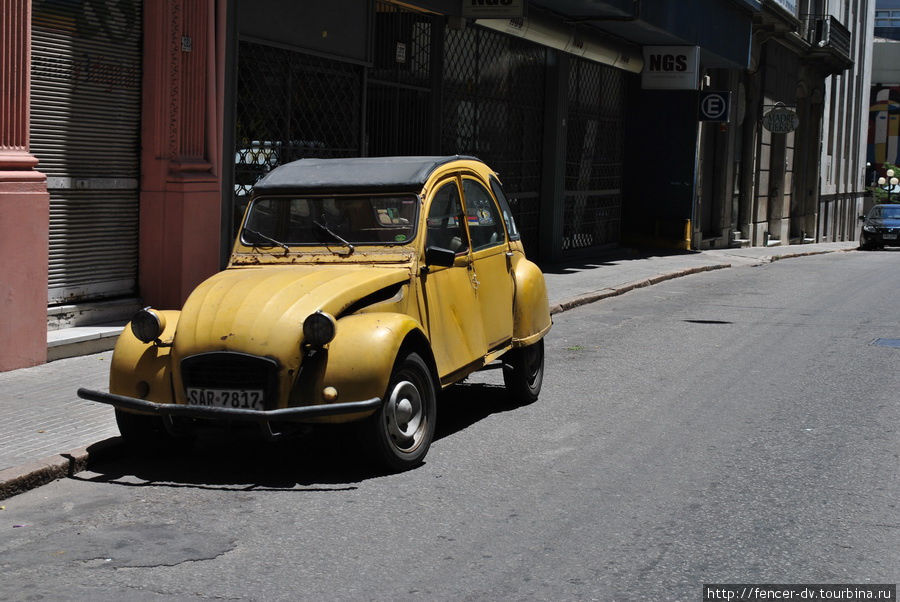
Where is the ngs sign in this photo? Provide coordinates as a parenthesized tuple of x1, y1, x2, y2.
(641, 46, 700, 90)
(461, 0, 525, 18)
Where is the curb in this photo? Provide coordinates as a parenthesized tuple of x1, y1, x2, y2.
(765, 247, 857, 263)
(550, 263, 731, 315)
(548, 246, 857, 316)
(0, 437, 122, 501)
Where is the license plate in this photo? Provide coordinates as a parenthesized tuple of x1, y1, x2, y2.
(186, 388, 264, 410)
(883, 233, 897, 240)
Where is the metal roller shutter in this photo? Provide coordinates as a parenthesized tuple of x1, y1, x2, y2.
(30, 0, 142, 305)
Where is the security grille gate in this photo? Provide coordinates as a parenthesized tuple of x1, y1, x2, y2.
(441, 25, 546, 257)
(367, 1, 435, 157)
(563, 57, 626, 252)
(30, 0, 142, 305)
(233, 41, 363, 234)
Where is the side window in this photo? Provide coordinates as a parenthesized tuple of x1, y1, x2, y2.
(462, 178, 505, 252)
(426, 181, 469, 254)
(489, 175, 520, 241)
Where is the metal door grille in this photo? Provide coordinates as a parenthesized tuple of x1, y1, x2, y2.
(233, 41, 363, 231)
(562, 57, 626, 252)
(441, 25, 546, 256)
(367, 1, 434, 157)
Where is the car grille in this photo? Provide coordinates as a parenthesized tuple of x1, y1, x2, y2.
(181, 352, 280, 409)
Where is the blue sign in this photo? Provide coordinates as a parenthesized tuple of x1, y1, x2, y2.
(699, 91, 732, 122)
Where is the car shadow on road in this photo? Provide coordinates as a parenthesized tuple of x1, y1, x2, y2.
(73, 381, 522, 492)
(434, 380, 522, 441)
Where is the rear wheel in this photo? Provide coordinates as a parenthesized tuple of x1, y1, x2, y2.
(366, 352, 436, 472)
(502, 338, 545, 404)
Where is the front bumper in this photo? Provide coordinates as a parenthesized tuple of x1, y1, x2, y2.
(76, 388, 382, 423)
(862, 230, 900, 245)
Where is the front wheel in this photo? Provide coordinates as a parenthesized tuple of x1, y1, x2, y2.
(502, 338, 545, 404)
(115, 409, 170, 446)
(366, 352, 437, 472)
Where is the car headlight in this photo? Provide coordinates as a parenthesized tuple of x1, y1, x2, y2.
(131, 307, 166, 344)
(303, 311, 337, 347)
(863, 225, 877, 233)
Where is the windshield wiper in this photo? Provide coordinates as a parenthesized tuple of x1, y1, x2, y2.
(243, 228, 290, 253)
(312, 220, 355, 255)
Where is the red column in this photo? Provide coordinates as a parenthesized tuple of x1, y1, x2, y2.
(140, 0, 223, 309)
(0, 0, 50, 371)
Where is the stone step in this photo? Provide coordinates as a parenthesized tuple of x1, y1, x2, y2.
(47, 324, 126, 362)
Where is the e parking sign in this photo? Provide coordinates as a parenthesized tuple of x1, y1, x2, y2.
(699, 91, 732, 123)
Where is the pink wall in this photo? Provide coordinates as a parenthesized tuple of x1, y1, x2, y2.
(0, 0, 50, 371)
(139, 0, 223, 310)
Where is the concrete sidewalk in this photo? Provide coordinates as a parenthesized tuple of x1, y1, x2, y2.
(0, 241, 858, 499)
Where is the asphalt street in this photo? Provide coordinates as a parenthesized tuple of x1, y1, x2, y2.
(1, 250, 897, 601)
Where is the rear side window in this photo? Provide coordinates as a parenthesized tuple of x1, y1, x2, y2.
(462, 178, 505, 252)
(489, 176, 520, 241)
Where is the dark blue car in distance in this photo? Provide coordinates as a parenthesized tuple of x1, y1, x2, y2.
(859, 204, 900, 250)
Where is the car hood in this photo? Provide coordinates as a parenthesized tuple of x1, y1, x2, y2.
(171, 265, 411, 361)
(867, 218, 900, 227)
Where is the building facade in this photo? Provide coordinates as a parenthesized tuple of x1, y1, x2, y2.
(0, 0, 872, 372)
(868, 0, 900, 189)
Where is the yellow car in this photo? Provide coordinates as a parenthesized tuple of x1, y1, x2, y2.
(78, 156, 551, 471)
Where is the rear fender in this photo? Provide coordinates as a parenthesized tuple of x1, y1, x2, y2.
(510, 254, 552, 346)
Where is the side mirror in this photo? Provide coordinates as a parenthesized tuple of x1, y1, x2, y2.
(858, 214, 866, 222)
(424, 245, 456, 268)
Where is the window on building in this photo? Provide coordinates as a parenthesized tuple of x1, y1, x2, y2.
(875, 9, 900, 27)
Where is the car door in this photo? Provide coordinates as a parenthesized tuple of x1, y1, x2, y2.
(419, 178, 487, 380)
(460, 175, 514, 351)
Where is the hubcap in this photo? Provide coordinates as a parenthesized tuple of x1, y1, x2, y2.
(386, 380, 424, 450)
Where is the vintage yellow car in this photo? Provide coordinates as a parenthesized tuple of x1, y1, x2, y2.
(78, 156, 551, 471)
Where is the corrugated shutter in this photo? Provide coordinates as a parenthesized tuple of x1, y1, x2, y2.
(30, 0, 142, 305)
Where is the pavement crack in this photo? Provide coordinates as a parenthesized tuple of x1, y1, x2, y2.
(112, 543, 238, 569)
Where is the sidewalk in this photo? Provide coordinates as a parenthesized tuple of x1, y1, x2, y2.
(0, 241, 858, 499)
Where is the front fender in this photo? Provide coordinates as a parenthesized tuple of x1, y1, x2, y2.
(290, 312, 427, 422)
(109, 310, 180, 406)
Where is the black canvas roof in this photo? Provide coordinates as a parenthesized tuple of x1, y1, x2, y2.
(252, 155, 482, 195)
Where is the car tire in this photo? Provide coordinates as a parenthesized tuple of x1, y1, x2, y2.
(366, 352, 436, 472)
(502, 338, 545, 404)
(115, 408, 173, 447)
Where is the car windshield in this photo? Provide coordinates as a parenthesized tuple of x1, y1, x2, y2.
(871, 205, 900, 219)
(241, 194, 419, 247)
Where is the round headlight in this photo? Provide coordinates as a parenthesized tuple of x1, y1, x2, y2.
(303, 311, 337, 347)
(131, 307, 166, 344)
